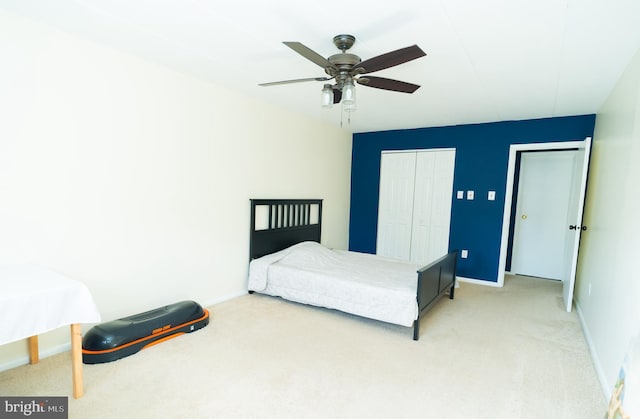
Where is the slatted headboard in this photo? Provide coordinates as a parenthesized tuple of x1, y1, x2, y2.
(249, 199, 323, 260)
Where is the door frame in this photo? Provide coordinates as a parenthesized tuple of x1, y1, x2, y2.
(511, 150, 576, 280)
(496, 138, 591, 287)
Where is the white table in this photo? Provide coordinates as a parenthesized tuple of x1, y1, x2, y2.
(0, 265, 101, 398)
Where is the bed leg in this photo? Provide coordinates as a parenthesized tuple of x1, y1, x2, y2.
(412, 319, 420, 341)
(449, 281, 455, 300)
(248, 290, 254, 294)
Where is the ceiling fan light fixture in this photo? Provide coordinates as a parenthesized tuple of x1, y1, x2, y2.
(321, 84, 334, 108)
(343, 100, 356, 113)
(342, 79, 356, 106)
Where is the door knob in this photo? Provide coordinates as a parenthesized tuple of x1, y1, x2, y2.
(521, 214, 527, 220)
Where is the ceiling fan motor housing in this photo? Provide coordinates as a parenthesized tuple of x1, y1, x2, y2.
(327, 52, 361, 85)
(327, 35, 361, 88)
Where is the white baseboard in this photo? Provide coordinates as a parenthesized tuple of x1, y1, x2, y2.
(0, 290, 247, 374)
(0, 342, 71, 373)
(457, 276, 502, 287)
(201, 289, 248, 309)
(575, 300, 611, 401)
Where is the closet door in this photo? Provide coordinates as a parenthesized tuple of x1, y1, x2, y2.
(410, 150, 455, 264)
(376, 152, 416, 260)
(377, 149, 455, 264)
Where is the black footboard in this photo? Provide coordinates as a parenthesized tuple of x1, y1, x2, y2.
(413, 250, 458, 341)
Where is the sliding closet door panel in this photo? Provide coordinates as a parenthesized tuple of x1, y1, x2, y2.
(411, 152, 436, 264)
(411, 150, 456, 264)
(431, 151, 456, 259)
(376, 152, 416, 260)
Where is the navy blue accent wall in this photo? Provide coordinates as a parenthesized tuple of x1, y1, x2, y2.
(349, 115, 596, 282)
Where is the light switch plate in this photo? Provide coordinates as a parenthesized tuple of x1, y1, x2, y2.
(461, 249, 468, 258)
(488, 191, 496, 201)
(457, 190, 464, 199)
(467, 190, 474, 200)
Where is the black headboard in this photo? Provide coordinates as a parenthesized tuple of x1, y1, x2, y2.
(249, 199, 323, 260)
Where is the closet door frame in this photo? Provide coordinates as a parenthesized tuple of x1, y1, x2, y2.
(377, 148, 456, 264)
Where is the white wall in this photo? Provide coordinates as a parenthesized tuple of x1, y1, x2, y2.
(0, 12, 352, 368)
(575, 46, 640, 397)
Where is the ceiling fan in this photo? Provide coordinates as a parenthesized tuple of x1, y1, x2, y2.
(259, 34, 426, 108)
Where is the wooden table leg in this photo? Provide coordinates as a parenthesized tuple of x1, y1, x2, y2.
(70, 323, 84, 398)
(28, 336, 39, 364)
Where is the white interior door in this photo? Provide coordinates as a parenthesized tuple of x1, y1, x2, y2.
(562, 137, 592, 312)
(511, 151, 576, 280)
(377, 152, 416, 260)
(411, 150, 455, 264)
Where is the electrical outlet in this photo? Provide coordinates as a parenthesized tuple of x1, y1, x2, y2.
(461, 249, 468, 259)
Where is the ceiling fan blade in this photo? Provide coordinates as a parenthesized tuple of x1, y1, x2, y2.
(357, 76, 421, 93)
(353, 45, 426, 74)
(259, 77, 332, 87)
(283, 42, 337, 72)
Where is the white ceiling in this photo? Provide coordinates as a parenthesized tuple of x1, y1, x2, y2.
(3, 0, 640, 133)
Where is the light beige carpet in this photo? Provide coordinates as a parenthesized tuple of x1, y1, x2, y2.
(0, 275, 605, 418)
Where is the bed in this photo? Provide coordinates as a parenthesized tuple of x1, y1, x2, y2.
(248, 199, 458, 340)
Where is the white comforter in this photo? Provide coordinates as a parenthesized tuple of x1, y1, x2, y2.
(248, 242, 422, 327)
